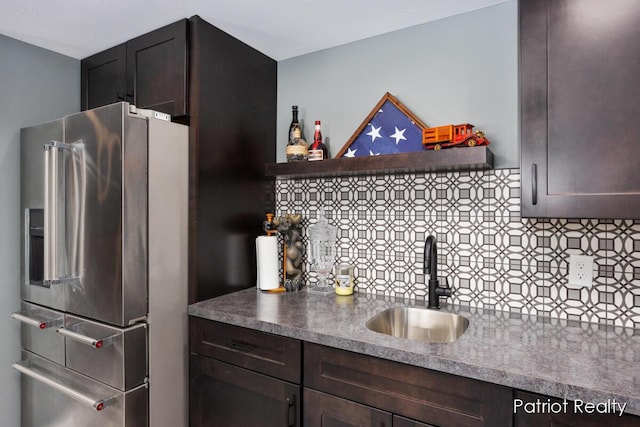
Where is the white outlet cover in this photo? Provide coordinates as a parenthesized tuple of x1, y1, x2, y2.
(567, 254, 594, 288)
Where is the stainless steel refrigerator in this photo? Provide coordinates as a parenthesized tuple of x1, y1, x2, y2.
(12, 102, 188, 426)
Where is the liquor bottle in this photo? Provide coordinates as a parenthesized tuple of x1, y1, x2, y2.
(286, 105, 308, 162)
(287, 105, 299, 143)
(308, 120, 329, 161)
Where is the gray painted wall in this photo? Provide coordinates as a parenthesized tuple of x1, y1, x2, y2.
(277, 1, 518, 168)
(0, 34, 79, 425)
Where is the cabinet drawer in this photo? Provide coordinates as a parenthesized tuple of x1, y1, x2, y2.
(190, 317, 301, 383)
(304, 343, 512, 427)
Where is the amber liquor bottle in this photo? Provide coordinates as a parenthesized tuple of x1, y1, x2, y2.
(286, 106, 308, 162)
(308, 120, 329, 161)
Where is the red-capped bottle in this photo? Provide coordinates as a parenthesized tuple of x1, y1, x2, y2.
(308, 120, 329, 161)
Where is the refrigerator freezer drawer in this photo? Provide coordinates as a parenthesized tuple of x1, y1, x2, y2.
(63, 315, 147, 391)
(15, 351, 148, 427)
(12, 302, 65, 366)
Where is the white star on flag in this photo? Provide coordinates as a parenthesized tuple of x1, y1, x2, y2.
(369, 150, 381, 156)
(344, 147, 357, 157)
(390, 127, 407, 145)
(366, 124, 382, 142)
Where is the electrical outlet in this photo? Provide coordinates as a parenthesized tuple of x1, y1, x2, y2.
(567, 254, 593, 288)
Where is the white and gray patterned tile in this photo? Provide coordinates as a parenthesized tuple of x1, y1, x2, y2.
(275, 169, 640, 329)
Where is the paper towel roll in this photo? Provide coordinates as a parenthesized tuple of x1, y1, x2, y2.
(256, 236, 279, 290)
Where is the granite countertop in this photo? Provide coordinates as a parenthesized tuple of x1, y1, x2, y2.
(189, 288, 640, 416)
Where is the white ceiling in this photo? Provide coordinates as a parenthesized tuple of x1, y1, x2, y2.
(0, 0, 510, 61)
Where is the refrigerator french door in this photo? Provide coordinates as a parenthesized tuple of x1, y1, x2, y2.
(13, 102, 188, 427)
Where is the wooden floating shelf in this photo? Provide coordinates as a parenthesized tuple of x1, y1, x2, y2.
(265, 146, 494, 178)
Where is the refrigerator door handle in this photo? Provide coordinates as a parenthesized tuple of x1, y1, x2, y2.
(11, 311, 64, 330)
(13, 362, 116, 411)
(56, 327, 115, 349)
(43, 140, 68, 286)
(43, 141, 58, 285)
(43, 140, 81, 287)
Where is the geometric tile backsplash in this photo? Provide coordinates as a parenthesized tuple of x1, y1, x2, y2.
(275, 168, 640, 329)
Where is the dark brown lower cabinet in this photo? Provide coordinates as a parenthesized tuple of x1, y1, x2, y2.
(304, 388, 393, 427)
(304, 343, 512, 427)
(189, 354, 300, 427)
(514, 391, 640, 427)
(188, 319, 640, 427)
(189, 319, 301, 426)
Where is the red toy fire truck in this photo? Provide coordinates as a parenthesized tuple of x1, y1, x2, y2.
(422, 123, 490, 150)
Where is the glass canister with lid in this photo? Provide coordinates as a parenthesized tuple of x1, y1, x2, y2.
(307, 208, 337, 294)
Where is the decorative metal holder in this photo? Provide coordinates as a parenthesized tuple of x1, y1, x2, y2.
(272, 213, 304, 291)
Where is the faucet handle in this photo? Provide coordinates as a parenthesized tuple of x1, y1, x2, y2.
(436, 277, 453, 298)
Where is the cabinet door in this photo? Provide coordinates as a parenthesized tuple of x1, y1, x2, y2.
(514, 391, 640, 427)
(126, 19, 188, 117)
(303, 388, 392, 427)
(190, 354, 300, 427)
(80, 44, 126, 110)
(187, 15, 277, 304)
(520, 0, 640, 218)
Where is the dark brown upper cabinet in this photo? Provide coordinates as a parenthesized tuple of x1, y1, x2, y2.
(80, 44, 127, 110)
(81, 19, 188, 118)
(520, 0, 640, 219)
(126, 20, 188, 117)
(81, 16, 277, 305)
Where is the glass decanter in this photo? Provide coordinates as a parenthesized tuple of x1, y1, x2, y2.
(307, 208, 337, 294)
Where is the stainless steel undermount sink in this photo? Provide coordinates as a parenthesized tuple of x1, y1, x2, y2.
(366, 307, 469, 343)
